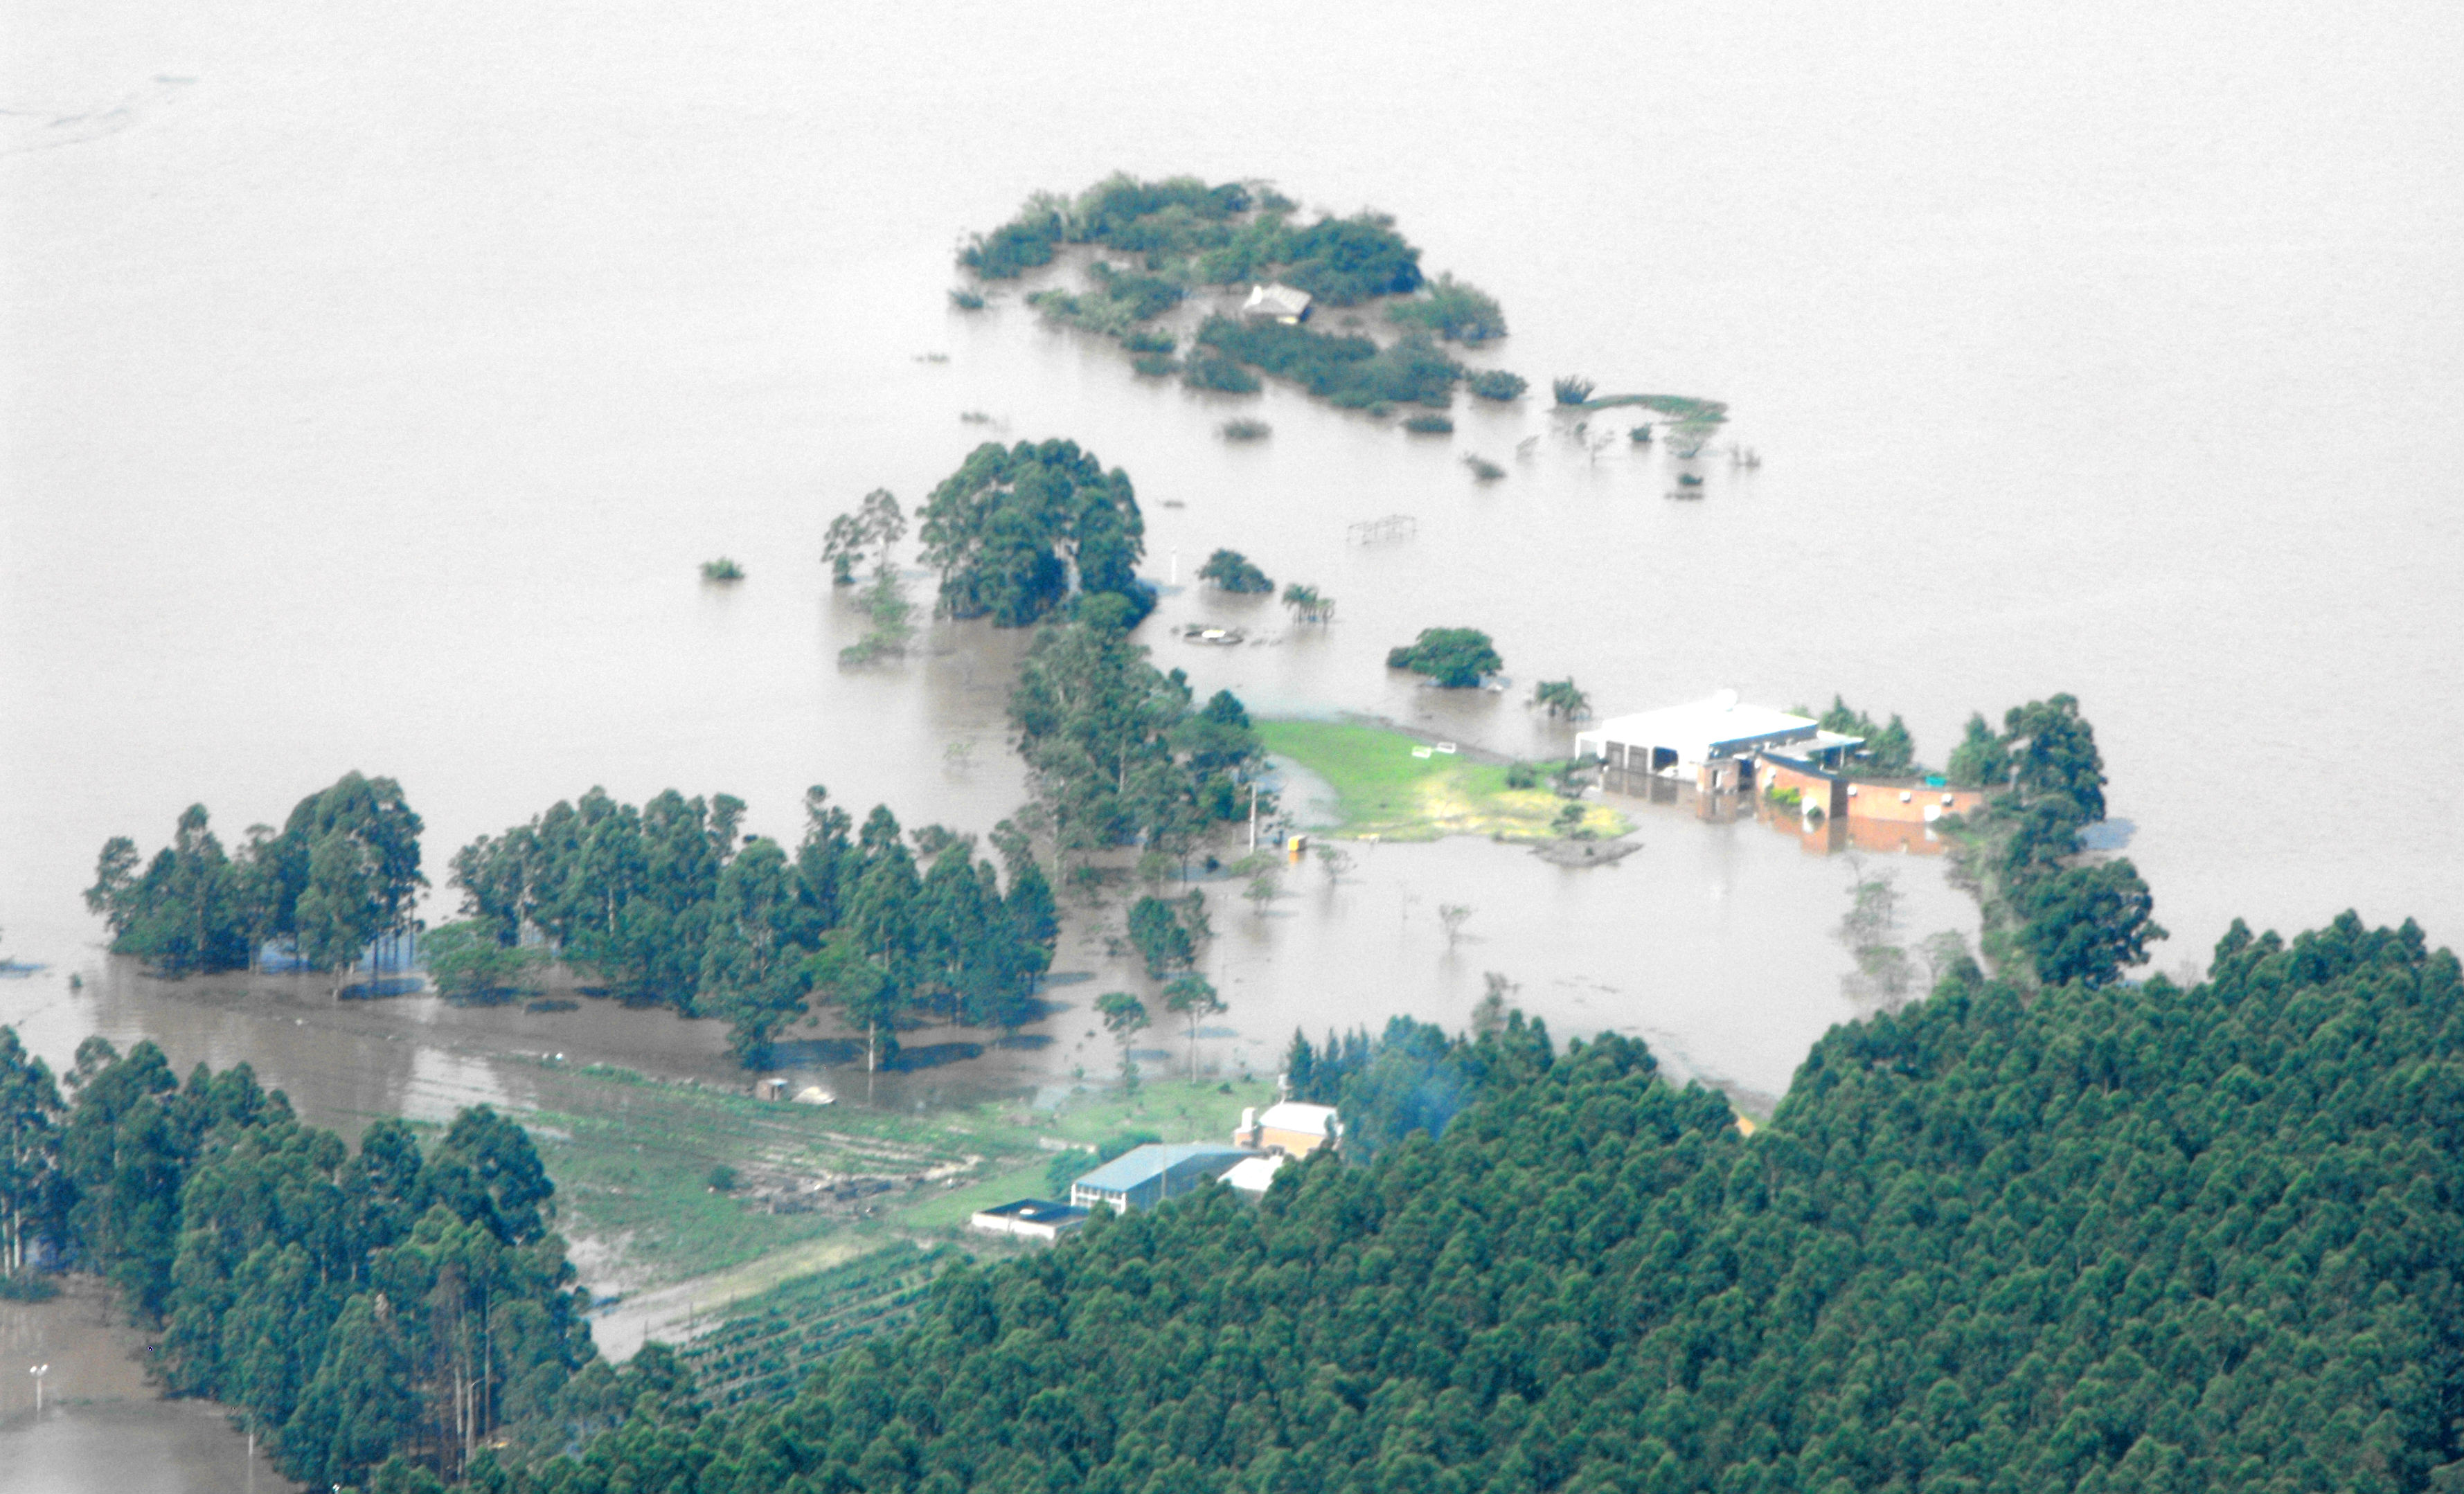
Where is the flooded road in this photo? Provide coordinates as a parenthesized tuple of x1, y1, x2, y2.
(4, 0, 2459, 1484)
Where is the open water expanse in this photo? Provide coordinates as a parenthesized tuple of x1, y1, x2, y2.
(4, 2, 2461, 1484)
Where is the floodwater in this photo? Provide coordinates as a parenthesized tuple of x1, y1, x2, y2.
(4, 1, 2460, 1482)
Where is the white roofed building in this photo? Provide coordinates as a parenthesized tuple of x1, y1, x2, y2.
(1233, 1101, 1340, 1158)
(1575, 691, 1861, 798)
(1240, 282, 1312, 323)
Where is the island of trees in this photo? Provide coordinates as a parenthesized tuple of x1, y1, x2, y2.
(957, 174, 1528, 420)
(1387, 627, 1503, 688)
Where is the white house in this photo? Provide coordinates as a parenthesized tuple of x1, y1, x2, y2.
(1232, 1102, 1341, 1158)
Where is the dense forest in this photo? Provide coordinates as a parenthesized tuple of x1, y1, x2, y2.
(447, 788, 1058, 1066)
(917, 439, 1150, 628)
(0, 1034, 647, 1489)
(83, 771, 426, 983)
(479, 908, 2461, 1494)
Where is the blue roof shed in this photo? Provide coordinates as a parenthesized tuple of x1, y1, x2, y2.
(1069, 1143, 1253, 1213)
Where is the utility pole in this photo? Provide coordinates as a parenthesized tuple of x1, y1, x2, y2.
(1247, 783, 1258, 852)
(29, 1363, 46, 1417)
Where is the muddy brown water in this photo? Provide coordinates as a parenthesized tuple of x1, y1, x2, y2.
(5, 1, 2459, 1482)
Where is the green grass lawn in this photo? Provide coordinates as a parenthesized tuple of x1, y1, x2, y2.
(1259, 719, 1626, 842)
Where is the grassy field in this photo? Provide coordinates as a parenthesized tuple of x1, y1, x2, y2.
(510, 1063, 1278, 1294)
(1260, 719, 1627, 843)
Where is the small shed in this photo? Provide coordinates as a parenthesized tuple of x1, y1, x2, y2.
(1069, 1143, 1253, 1213)
(969, 1198, 1090, 1241)
(1241, 282, 1313, 324)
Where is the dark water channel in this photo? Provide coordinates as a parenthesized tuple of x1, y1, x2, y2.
(6, 1, 2460, 1484)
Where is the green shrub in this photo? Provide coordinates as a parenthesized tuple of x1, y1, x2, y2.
(1185, 354, 1262, 394)
(1384, 273, 1506, 343)
(1629, 424, 1653, 443)
(1465, 369, 1527, 401)
(1198, 549, 1274, 594)
(1462, 454, 1505, 481)
(960, 214, 1063, 279)
(700, 557, 744, 582)
(1402, 414, 1454, 434)
(1386, 627, 1503, 688)
(708, 1164, 740, 1193)
(1122, 328, 1177, 354)
(1195, 316, 1459, 408)
(1218, 418, 1271, 441)
(1506, 762, 1537, 789)
(948, 288, 986, 310)
(1551, 375, 1596, 406)
(1131, 353, 1181, 377)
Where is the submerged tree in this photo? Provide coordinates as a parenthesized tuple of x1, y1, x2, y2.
(918, 440, 1148, 627)
(1386, 627, 1502, 688)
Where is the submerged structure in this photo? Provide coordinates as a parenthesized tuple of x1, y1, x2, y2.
(1575, 691, 1861, 797)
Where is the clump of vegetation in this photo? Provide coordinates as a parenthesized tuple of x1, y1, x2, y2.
(1551, 375, 1596, 406)
(1218, 417, 1271, 442)
(1130, 353, 1180, 377)
(1197, 548, 1274, 594)
(1384, 273, 1506, 343)
(835, 564, 916, 666)
(1386, 627, 1503, 688)
(1121, 327, 1176, 354)
(1195, 315, 1460, 408)
(706, 1164, 740, 1192)
(1184, 354, 1263, 395)
(84, 771, 424, 985)
(1765, 783, 1804, 810)
(1402, 413, 1454, 434)
(1011, 615, 1269, 865)
(699, 557, 745, 582)
(1533, 678, 1590, 719)
(423, 918, 544, 1002)
(1461, 454, 1506, 482)
(947, 288, 985, 310)
(1027, 262, 1187, 337)
(821, 488, 906, 586)
(1464, 368, 1528, 401)
(1810, 694, 1919, 776)
(918, 439, 1149, 628)
(1280, 583, 1334, 624)
(1629, 423, 1653, 443)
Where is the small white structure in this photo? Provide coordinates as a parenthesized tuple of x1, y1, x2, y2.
(969, 1198, 1089, 1241)
(1575, 690, 1861, 793)
(1222, 1154, 1287, 1198)
(793, 1085, 835, 1106)
(1241, 282, 1312, 323)
(1233, 1101, 1341, 1158)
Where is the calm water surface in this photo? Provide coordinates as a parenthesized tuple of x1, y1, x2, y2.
(5, 2, 2459, 1482)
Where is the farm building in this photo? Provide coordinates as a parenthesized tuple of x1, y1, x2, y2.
(1222, 1154, 1287, 1198)
(1576, 691, 1862, 796)
(1069, 1143, 1253, 1214)
(968, 1198, 1089, 1241)
(1233, 1101, 1340, 1158)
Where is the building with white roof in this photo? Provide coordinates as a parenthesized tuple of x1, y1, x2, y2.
(1222, 1154, 1287, 1198)
(1233, 1102, 1340, 1158)
(1240, 282, 1313, 323)
(1575, 691, 1862, 796)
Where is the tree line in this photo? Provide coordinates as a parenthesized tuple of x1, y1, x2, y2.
(476, 904, 2461, 1494)
(84, 771, 426, 987)
(445, 787, 1058, 1068)
(0, 1032, 635, 1490)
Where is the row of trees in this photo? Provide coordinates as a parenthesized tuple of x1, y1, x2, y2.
(84, 772, 425, 986)
(1192, 314, 1463, 410)
(1008, 596, 1270, 867)
(445, 788, 1057, 1066)
(496, 908, 2463, 1493)
(0, 1033, 604, 1488)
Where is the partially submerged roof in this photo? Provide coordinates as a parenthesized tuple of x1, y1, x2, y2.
(1242, 282, 1312, 318)
(1074, 1142, 1253, 1193)
(1258, 1101, 1338, 1137)
(1576, 691, 1819, 761)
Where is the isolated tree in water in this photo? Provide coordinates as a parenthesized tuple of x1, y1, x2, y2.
(1161, 973, 1225, 1081)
